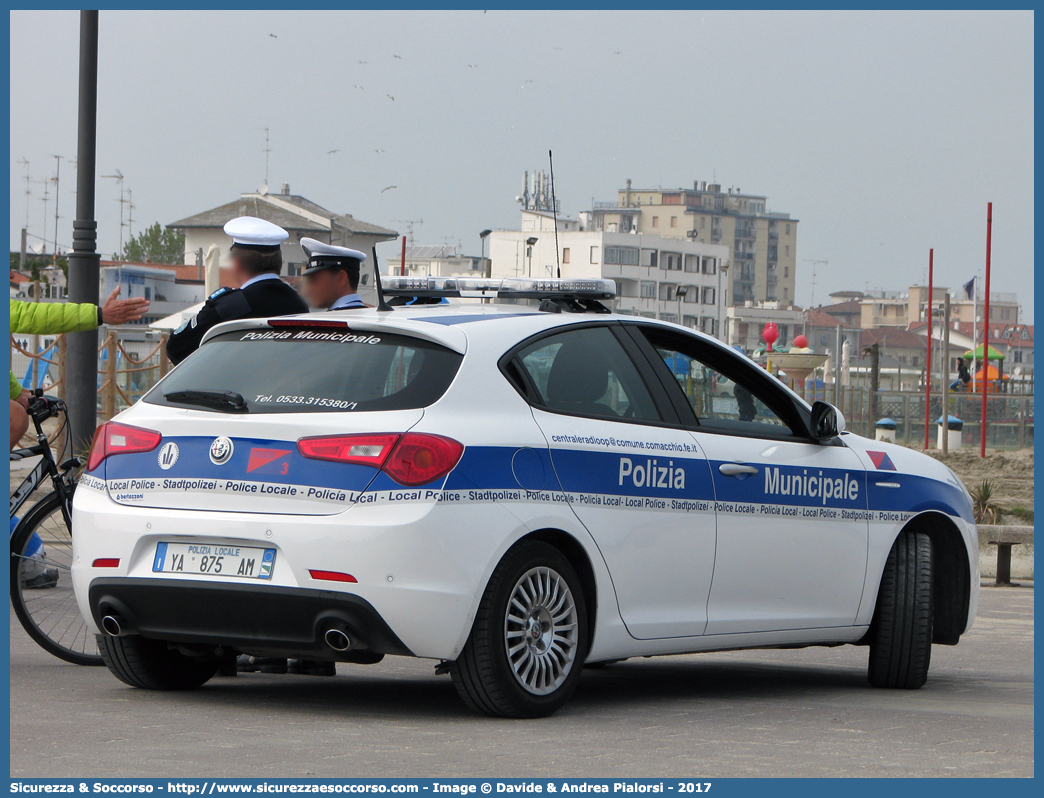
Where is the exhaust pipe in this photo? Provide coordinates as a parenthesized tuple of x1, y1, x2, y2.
(101, 615, 123, 637)
(324, 628, 352, 652)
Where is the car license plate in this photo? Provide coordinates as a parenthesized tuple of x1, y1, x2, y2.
(152, 542, 275, 580)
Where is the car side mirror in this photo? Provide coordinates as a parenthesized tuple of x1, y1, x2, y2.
(810, 401, 846, 441)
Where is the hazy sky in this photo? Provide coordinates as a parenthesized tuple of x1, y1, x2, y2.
(9, 9, 1034, 320)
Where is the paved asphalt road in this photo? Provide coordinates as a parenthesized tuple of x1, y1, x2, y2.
(10, 584, 1032, 779)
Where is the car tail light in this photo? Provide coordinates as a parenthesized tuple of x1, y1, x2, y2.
(268, 319, 348, 329)
(383, 433, 464, 486)
(92, 558, 120, 568)
(297, 434, 401, 466)
(87, 422, 162, 472)
(297, 432, 464, 487)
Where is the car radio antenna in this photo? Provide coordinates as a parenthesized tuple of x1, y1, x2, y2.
(372, 245, 393, 312)
(549, 150, 561, 278)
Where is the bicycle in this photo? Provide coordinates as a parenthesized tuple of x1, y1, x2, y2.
(10, 389, 102, 666)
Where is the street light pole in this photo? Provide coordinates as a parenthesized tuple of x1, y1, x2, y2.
(719, 261, 730, 343)
(479, 229, 492, 278)
(525, 237, 538, 279)
(674, 284, 688, 326)
(65, 10, 101, 451)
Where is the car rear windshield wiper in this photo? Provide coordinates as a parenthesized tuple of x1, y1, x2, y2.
(163, 389, 248, 413)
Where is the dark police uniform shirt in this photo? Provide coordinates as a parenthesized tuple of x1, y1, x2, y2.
(166, 274, 309, 365)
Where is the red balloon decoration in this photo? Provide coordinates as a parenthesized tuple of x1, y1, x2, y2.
(793, 334, 809, 349)
(762, 322, 779, 352)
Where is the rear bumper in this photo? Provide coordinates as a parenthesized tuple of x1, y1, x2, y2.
(88, 577, 413, 658)
(71, 479, 548, 660)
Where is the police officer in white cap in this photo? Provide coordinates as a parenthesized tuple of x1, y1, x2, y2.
(167, 217, 309, 364)
(299, 237, 368, 311)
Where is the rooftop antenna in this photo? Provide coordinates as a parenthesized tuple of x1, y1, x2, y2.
(126, 189, 135, 241)
(804, 259, 828, 307)
(52, 155, 63, 264)
(102, 169, 125, 256)
(392, 218, 423, 249)
(371, 245, 393, 312)
(38, 178, 50, 255)
(549, 150, 561, 278)
(255, 127, 271, 187)
(18, 158, 30, 229)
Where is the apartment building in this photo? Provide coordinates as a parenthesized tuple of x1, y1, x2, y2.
(821, 286, 1021, 330)
(489, 210, 729, 336)
(580, 180, 798, 306)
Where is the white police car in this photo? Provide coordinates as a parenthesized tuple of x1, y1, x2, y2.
(71, 277, 978, 717)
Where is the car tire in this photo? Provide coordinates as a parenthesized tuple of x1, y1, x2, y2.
(867, 531, 933, 689)
(450, 540, 588, 718)
(97, 634, 220, 691)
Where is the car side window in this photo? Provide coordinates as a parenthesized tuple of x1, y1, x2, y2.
(636, 328, 804, 437)
(516, 326, 662, 423)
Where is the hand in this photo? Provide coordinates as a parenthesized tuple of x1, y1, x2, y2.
(100, 286, 150, 325)
(15, 390, 31, 410)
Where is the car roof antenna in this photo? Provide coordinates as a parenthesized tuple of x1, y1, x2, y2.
(372, 245, 393, 312)
(549, 149, 561, 278)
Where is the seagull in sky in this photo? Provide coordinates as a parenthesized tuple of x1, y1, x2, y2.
(269, 33, 277, 38)
(393, 54, 402, 59)
(386, 94, 395, 101)
(374, 149, 385, 153)
(381, 186, 397, 193)
(327, 149, 339, 155)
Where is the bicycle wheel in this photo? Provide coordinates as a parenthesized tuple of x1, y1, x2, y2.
(10, 489, 102, 666)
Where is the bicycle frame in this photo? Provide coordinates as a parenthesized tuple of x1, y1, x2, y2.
(9, 397, 77, 530)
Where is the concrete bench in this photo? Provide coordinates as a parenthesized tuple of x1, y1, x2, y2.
(978, 525, 1034, 586)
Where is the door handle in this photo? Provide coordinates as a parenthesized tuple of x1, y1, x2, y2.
(719, 462, 759, 477)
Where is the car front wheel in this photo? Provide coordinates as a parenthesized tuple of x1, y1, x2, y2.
(451, 540, 588, 718)
(867, 530, 934, 689)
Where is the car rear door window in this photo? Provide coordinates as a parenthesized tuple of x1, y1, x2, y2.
(516, 326, 662, 423)
(146, 328, 463, 413)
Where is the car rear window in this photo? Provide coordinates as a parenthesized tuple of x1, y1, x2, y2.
(146, 327, 462, 413)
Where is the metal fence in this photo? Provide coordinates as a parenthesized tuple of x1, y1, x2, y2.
(796, 381, 1034, 449)
(11, 327, 171, 438)
(10, 332, 1035, 452)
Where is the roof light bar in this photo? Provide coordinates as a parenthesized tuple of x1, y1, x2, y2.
(381, 276, 617, 300)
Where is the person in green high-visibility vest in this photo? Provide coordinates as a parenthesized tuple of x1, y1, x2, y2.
(9, 287, 148, 590)
(9, 286, 149, 449)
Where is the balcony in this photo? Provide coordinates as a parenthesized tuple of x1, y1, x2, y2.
(734, 229, 756, 241)
(768, 230, 779, 240)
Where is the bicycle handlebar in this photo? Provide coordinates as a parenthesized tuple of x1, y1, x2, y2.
(27, 389, 66, 425)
